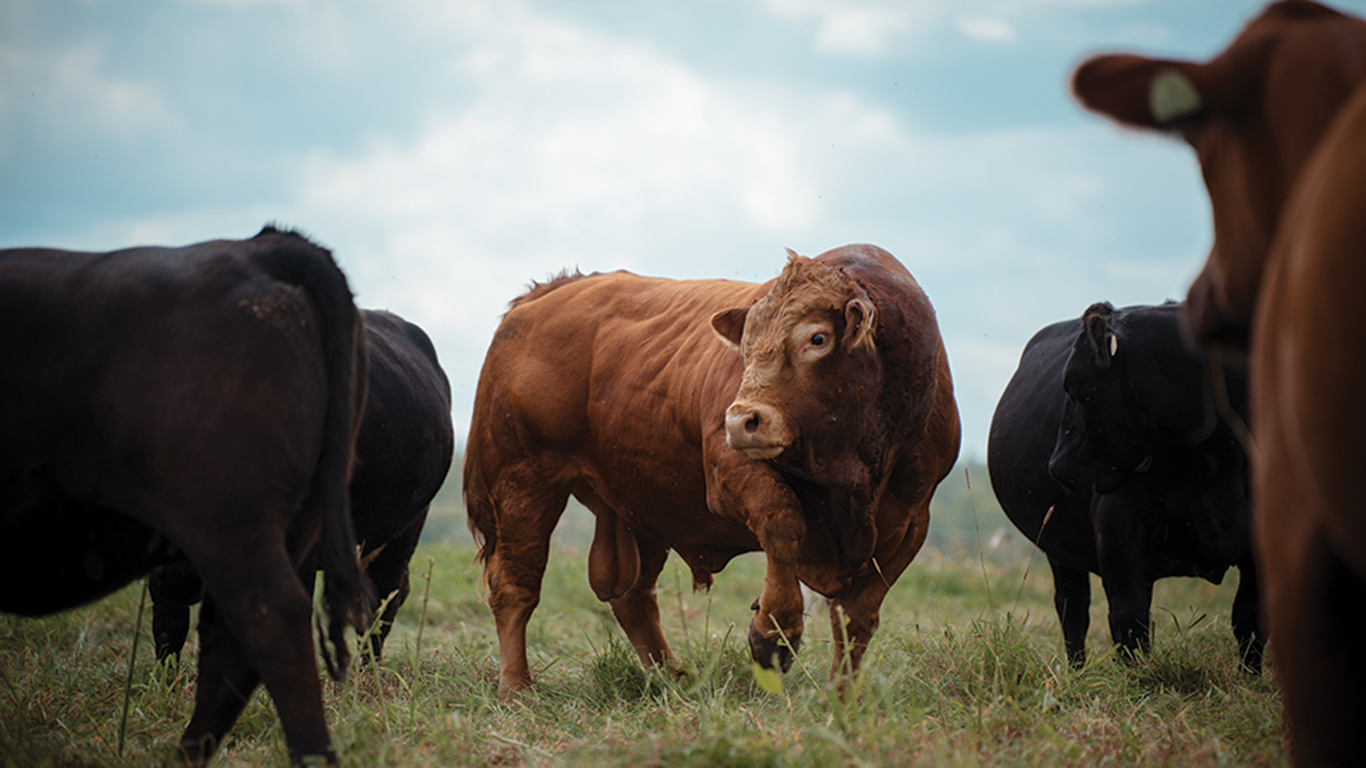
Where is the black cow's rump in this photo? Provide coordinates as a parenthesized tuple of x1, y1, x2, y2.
(0, 226, 372, 766)
(150, 308, 455, 665)
(988, 301, 1261, 671)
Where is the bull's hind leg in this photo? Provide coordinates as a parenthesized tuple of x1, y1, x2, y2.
(608, 535, 678, 672)
(482, 475, 570, 695)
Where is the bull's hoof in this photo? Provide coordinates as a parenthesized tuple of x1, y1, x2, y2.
(748, 620, 800, 673)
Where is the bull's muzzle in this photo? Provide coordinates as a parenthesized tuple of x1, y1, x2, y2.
(724, 401, 789, 460)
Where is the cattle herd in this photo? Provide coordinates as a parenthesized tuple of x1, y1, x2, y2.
(0, 1, 1361, 766)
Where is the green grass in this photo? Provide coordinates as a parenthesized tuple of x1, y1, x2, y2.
(0, 473, 1289, 767)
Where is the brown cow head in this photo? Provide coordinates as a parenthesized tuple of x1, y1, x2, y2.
(1072, 0, 1366, 349)
(711, 251, 879, 476)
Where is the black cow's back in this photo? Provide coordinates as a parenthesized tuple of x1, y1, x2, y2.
(351, 310, 454, 550)
(987, 319, 1097, 571)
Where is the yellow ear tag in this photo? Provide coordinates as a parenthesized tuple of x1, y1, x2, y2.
(1149, 68, 1202, 124)
(752, 661, 784, 694)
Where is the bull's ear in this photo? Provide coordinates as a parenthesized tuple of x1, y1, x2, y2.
(1073, 54, 1209, 128)
(1082, 303, 1117, 368)
(843, 297, 876, 352)
(711, 307, 748, 350)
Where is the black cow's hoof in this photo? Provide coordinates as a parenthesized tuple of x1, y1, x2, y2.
(748, 619, 800, 673)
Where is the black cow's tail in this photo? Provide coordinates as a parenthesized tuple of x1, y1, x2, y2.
(254, 225, 374, 681)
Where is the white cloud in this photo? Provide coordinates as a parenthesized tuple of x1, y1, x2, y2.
(755, 0, 917, 56)
(813, 6, 912, 55)
(957, 15, 1017, 43)
(0, 42, 180, 150)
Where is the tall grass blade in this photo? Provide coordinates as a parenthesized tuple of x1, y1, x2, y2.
(117, 578, 148, 757)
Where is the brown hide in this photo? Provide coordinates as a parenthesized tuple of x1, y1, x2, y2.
(464, 244, 959, 694)
(1073, 0, 1366, 348)
(1073, 3, 1366, 764)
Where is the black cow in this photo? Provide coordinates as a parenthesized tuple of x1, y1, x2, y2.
(0, 227, 372, 767)
(988, 302, 1261, 671)
(150, 308, 455, 664)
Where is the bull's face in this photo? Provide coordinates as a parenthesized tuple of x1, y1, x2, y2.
(1048, 303, 1157, 495)
(1070, 2, 1361, 349)
(710, 252, 877, 465)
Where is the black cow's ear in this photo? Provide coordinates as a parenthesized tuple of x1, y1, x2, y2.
(711, 307, 748, 350)
(1083, 306, 1116, 367)
(843, 297, 876, 351)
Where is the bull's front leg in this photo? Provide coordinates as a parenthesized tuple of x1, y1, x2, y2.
(706, 445, 809, 672)
(825, 500, 929, 684)
(749, 504, 808, 672)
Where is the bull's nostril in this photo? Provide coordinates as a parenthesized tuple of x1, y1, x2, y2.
(745, 414, 761, 433)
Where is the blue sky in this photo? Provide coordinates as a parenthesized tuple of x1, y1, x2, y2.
(6, 0, 1359, 460)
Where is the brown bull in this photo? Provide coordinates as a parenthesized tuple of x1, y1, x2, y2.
(1073, 2, 1366, 763)
(464, 244, 960, 694)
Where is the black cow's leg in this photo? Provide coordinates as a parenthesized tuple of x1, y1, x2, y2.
(149, 563, 203, 662)
(1092, 494, 1152, 660)
(362, 507, 429, 663)
(1231, 552, 1264, 674)
(177, 597, 262, 766)
(182, 542, 337, 766)
(1047, 556, 1092, 669)
(608, 535, 677, 672)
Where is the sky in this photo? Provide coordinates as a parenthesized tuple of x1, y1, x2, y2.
(6, 0, 1362, 461)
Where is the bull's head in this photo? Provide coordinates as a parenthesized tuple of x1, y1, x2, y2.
(1071, 0, 1362, 350)
(1048, 303, 1159, 494)
(710, 251, 878, 470)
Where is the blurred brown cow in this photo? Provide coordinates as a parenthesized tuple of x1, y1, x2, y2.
(1072, 2, 1366, 763)
(464, 244, 960, 695)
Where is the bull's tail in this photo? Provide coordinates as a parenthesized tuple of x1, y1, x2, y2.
(254, 225, 374, 680)
(462, 429, 498, 567)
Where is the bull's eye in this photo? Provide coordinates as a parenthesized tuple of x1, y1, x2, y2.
(811, 333, 826, 346)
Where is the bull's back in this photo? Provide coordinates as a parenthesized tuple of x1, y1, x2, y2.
(464, 271, 762, 536)
(473, 273, 755, 438)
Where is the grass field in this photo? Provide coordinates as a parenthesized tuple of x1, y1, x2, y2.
(0, 467, 1289, 767)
